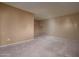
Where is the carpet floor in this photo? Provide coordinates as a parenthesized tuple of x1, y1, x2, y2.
(0, 35, 79, 57)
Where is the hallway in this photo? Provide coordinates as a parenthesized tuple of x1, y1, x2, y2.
(0, 35, 79, 57)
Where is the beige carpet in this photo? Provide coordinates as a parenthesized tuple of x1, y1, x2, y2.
(0, 35, 79, 57)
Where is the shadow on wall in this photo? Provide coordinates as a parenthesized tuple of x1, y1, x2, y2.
(34, 20, 47, 37)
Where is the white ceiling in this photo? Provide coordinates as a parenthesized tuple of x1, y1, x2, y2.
(4, 2, 79, 20)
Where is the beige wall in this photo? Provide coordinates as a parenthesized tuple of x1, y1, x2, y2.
(45, 13, 79, 39)
(34, 13, 79, 39)
(34, 20, 40, 36)
(34, 20, 46, 36)
(0, 3, 34, 45)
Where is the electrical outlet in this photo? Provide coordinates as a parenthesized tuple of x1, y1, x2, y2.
(7, 38, 11, 41)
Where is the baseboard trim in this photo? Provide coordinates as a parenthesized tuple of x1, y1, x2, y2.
(0, 38, 34, 47)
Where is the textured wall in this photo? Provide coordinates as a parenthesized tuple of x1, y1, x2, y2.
(46, 13, 79, 39)
(0, 3, 34, 45)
